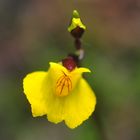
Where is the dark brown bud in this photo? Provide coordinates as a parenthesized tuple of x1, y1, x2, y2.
(62, 57, 77, 71)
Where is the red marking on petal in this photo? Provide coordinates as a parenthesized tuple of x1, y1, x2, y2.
(56, 72, 72, 96)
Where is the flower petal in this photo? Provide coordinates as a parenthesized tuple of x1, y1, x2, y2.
(46, 97, 65, 124)
(72, 67, 91, 74)
(64, 78, 96, 129)
(70, 67, 91, 92)
(43, 77, 96, 128)
(48, 62, 68, 84)
(23, 71, 48, 117)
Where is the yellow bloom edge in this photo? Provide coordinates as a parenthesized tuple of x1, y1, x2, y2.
(23, 62, 96, 129)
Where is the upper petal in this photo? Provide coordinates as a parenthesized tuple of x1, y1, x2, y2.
(48, 62, 91, 93)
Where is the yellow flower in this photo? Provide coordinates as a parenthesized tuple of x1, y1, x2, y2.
(23, 62, 96, 129)
(68, 10, 86, 33)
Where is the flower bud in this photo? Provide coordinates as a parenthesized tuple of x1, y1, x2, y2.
(68, 10, 86, 38)
(62, 57, 77, 71)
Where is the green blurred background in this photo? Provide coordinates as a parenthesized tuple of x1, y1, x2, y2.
(0, 0, 140, 140)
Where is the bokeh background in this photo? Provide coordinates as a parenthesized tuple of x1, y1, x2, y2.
(0, 0, 140, 140)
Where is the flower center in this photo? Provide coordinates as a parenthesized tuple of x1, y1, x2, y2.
(55, 72, 72, 97)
